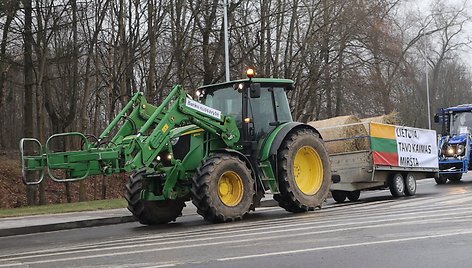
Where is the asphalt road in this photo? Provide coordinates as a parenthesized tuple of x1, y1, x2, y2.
(2, 176, 472, 267)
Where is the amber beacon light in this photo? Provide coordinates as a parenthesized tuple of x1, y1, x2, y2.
(246, 68, 255, 79)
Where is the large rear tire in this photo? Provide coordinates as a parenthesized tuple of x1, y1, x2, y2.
(125, 170, 185, 225)
(274, 128, 331, 212)
(191, 154, 255, 223)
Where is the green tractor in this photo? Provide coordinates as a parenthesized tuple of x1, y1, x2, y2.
(20, 69, 332, 224)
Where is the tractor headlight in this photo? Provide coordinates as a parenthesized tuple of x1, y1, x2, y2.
(443, 144, 466, 157)
(457, 144, 465, 156)
(446, 146, 455, 156)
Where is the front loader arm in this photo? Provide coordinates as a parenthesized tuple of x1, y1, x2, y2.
(125, 84, 240, 171)
(20, 84, 240, 184)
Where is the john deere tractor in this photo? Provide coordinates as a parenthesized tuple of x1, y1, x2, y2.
(20, 69, 331, 224)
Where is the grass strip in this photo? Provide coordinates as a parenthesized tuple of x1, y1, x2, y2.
(0, 198, 127, 218)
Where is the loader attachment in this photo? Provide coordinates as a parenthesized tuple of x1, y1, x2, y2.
(44, 132, 94, 182)
(20, 138, 46, 185)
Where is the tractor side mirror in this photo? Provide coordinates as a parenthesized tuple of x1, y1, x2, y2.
(434, 114, 440, 123)
(250, 83, 261, 98)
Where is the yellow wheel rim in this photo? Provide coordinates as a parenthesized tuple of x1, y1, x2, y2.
(293, 146, 323, 195)
(218, 171, 244, 206)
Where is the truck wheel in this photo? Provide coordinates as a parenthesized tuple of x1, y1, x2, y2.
(347, 190, 361, 201)
(125, 170, 185, 225)
(404, 173, 417, 196)
(389, 173, 405, 197)
(331, 190, 347, 203)
(274, 129, 331, 212)
(191, 154, 255, 223)
(448, 173, 463, 182)
(435, 175, 448, 185)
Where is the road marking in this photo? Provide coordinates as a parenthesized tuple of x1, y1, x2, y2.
(217, 230, 472, 262)
(2, 214, 472, 266)
(3, 184, 472, 267)
(3, 202, 472, 262)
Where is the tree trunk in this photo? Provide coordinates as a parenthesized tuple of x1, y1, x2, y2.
(0, 1, 17, 111)
(148, 0, 156, 100)
(23, 0, 37, 206)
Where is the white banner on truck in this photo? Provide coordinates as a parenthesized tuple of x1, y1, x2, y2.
(185, 98, 222, 120)
(395, 126, 439, 168)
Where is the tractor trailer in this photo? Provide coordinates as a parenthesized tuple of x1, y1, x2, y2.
(320, 122, 439, 202)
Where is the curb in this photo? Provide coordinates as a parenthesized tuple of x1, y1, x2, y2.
(0, 199, 277, 238)
(0, 215, 135, 238)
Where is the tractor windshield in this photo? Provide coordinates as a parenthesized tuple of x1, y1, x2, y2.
(202, 83, 293, 140)
(203, 87, 242, 126)
(450, 112, 472, 135)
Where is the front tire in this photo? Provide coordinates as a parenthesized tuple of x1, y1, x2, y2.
(274, 128, 331, 212)
(435, 175, 448, 185)
(448, 173, 463, 182)
(125, 171, 185, 225)
(191, 154, 255, 223)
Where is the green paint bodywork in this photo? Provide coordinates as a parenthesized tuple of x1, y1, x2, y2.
(20, 79, 298, 203)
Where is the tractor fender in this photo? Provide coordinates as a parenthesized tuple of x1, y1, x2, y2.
(212, 148, 258, 177)
(260, 122, 323, 161)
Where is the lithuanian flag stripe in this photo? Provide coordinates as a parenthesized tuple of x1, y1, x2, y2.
(370, 123, 396, 139)
(370, 137, 397, 153)
(372, 151, 399, 166)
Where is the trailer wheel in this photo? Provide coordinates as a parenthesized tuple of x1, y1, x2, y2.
(191, 154, 255, 223)
(435, 175, 448, 185)
(389, 173, 405, 197)
(125, 170, 185, 225)
(331, 190, 347, 203)
(274, 129, 331, 212)
(347, 190, 361, 201)
(404, 173, 417, 196)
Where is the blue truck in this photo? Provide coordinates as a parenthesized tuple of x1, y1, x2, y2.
(434, 104, 472, 184)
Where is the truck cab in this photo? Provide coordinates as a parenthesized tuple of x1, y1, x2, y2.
(435, 105, 472, 183)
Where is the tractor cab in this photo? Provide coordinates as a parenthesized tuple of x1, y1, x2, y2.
(435, 105, 472, 136)
(448, 111, 472, 135)
(197, 70, 294, 145)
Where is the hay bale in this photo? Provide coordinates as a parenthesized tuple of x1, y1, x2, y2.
(361, 112, 400, 125)
(308, 115, 369, 154)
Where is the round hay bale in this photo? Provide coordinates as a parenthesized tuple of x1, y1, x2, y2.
(361, 112, 400, 125)
(308, 115, 369, 154)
